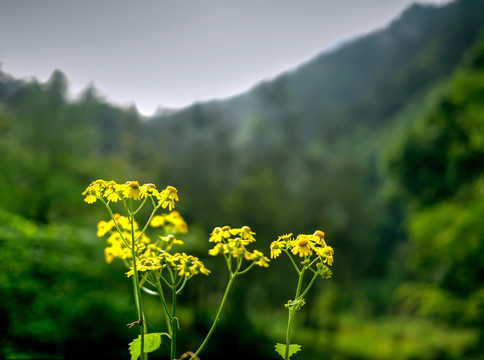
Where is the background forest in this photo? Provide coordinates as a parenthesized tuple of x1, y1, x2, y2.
(1, 0, 484, 359)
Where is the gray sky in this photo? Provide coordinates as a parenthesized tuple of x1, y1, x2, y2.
(0, 0, 450, 115)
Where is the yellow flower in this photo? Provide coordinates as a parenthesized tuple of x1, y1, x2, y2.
(159, 234, 184, 251)
(140, 183, 159, 198)
(125, 181, 141, 200)
(221, 225, 232, 238)
(84, 193, 97, 204)
(208, 243, 227, 256)
(104, 233, 131, 263)
(97, 220, 113, 237)
(115, 214, 136, 232)
(103, 181, 122, 202)
(165, 211, 188, 234)
(126, 258, 163, 277)
(291, 234, 315, 257)
(313, 230, 327, 246)
(238, 226, 256, 243)
(249, 250, 270, 267)
(159, 185, 179, 211)
(209, 227, 223, 243)
(315, 246, 334, 266)
(270, 240, 284, 259)
(150, 215, 166, 227)
(83, 179, 106, 194)
(228, 238, 247, 258)
(278, 233, 293, 242)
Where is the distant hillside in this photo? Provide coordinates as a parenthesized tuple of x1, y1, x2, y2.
(145, 0, 484, 223)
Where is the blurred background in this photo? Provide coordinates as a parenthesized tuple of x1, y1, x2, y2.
(1, 0, 484, 359)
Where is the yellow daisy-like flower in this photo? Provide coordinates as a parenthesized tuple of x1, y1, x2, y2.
(159, 185, 179, 211)
(159, 234, 184, 251)
(313, 230, 327, 246)
(115, 214, 136, 232)
(270, 240, 285, 259)
(103, 181, 122, 202)
(278, 233, 293, 242)
(221, 225, 232, 238)
(208, 243, 226, 256)
(193, 260, 211, 276)
(165, 211, 188, 234)
(315, 246, 334, 266)
(82, 179, 106, 195)
(97, 220, 113, 237)
(228, 238, 247, 258)
(249, 250, 270, 267)
(238, 226, 256, 243)
(150, 215, 166, 227)
(140, 183, 159, 198)
(209, 227, 223, 243)
(126, 258, 162, 277)
(291, 234, 315, 257)
(124, 181, 141, 200)
(104, 232, 131, 263)
(84, 193, 97, 204)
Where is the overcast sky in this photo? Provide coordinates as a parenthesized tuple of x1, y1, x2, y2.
(0, 0, 451, 115)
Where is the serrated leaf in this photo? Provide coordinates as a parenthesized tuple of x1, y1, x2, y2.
(274, 343, 302, 359)
(129, 332, 170, 360)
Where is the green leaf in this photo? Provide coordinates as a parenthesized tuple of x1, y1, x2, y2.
(274, 343, 302, 359)
(129, 332, 171, 360)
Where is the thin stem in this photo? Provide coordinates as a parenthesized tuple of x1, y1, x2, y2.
(297, 270, 319, 301)
(236, 261, 256, 275)
(284, 309, 296, 360)
(189, 274, 236, 360)
(170, 279, 177, 360)
(155, 280, 173, 332)
(284, 249, 301, 274)
(134, 203, 162, 243)
(285, 269, 305, 360)
(129, 200, 146, 360)
(176, 275, 188, 295)
(132, 197, 148, 215)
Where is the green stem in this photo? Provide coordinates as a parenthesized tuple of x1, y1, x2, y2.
(297, 270, 319, 301)
(189, 273, 236, 360)
(134, 203, 162, 243)
(129, 201, 146, 360)
(284, 249, 301, 274)
(155, 280, 173, 333)
(170, 275, 177, 360)
(284, 269, 305, 360)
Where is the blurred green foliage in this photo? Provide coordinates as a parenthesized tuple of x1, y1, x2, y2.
(0, 0, 483, 358)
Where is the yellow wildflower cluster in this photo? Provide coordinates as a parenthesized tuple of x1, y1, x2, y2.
(271, 230, 334, 272)
(82, 179, 179, 210)
(208, 225, 269, 268)
(126, 252, 210, 278)
(99, 214, 149, 263)
(150, 211, 188, 235)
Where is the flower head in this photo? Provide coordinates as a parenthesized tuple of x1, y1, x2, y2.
(291, 234, 315, 257)
(270, 240, 285, 259)
(140, 183, 158, 198)
(125, 181, 141, 200)
(209, 227, 223, 243)
(159, 186, 179, 211)
(248, 250, 270, 267)
(104, 181, 122, 202)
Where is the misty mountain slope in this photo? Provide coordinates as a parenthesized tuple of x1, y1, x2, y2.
(149, 0, 484, 146)
(144, 0, 484, 203)
(138, 0, 484, 280)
